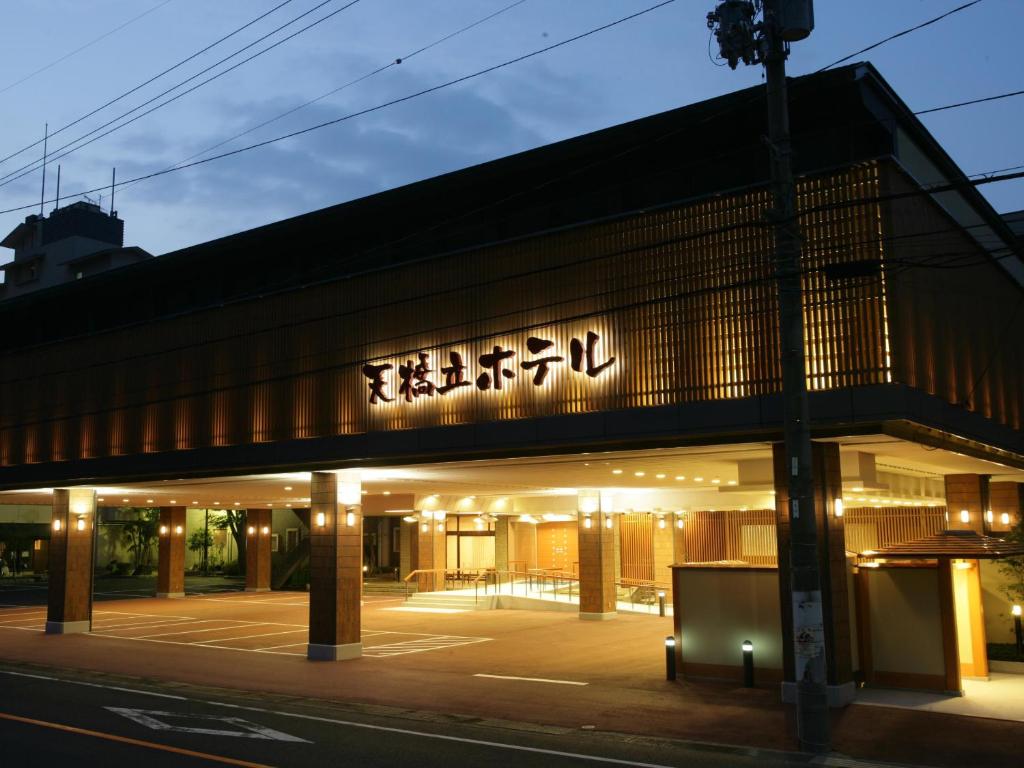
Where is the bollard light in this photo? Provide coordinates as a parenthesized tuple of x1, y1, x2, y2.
(315, 512, 326, 528)
(742, 640, 754, 687)
(665, 636, 676, 681)
(53, 518, 62, 532)
(658, 590, 666, 617)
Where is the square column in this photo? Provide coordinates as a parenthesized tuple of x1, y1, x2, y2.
(308, 471, 362, 661)
(987, 481, 1021, 533)
(46, 488, 96, 635)
(773, 442, 854, 706)
(156, 506, 186, 598)
(944, 474, 989, 532)
(414, 515, 446, 592)
(245, 508, 272, 592)
(577, 492, 615, 620)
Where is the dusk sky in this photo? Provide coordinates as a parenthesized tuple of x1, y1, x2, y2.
(1, 0, 1021, 257)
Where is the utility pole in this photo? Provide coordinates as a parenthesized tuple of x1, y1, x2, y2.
(707, 0, 829, 753)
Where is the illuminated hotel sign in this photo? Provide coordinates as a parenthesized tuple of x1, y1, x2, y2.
(361, 331, 615, 405)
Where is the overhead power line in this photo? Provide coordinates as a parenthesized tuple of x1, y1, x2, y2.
(0, 0, 680, 215)
(914, 88, 1024, 115)
(818, 0, 986, 72)
(119, 0, 529, 198)
(0, 0, 360, 190)
(0, 0, 300, 169)
(0, 0, 176, 98)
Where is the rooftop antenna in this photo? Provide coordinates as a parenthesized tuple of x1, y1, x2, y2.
(54, 164, 61, 212)
(109, 167, 116, 216)
(39, 122, 48, 217)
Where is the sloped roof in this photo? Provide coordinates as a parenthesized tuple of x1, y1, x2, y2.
(863, 529, 1024, 559)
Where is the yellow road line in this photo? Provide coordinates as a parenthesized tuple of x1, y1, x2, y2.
(0, 710, 275, 768)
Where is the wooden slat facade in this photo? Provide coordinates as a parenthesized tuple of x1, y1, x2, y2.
(682, 509, 778, 566)
(843, 506, 946, 556)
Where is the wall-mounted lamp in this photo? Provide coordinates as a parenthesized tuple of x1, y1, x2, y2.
(420, 522, 429, 533)
(346, 510, 356, 527)
(960, 509, 970, 524)
(833, 499, 844, 518)
(986, 510, 994, 524)
(676, 518, 684, 529)
(436, 522, 445, 533)
(657, 517, 666, 530)
(174, 525, 183, 535)
(261, 525, 270, 535)
(1002, 513, 1011, 526)
(76, 516, 86, 532)
(160, 525, 169, 536)
(583, 515, 592, 530)
(247, 526, 256, 535)
(52, 518, 62, 532)
(315, 512, 326, 528)
(604, 515, 613, 530)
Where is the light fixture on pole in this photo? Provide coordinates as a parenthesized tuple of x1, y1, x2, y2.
(665, 636, 676, 681)
(742, 640, 754, 687)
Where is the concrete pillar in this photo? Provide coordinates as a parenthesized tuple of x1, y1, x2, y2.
(773, 442, 854, 706)
(577, 498, 615, 621)
(308, 471, 362, 660)
(944, 474, 989, 532)
(156, 506, 186, 598)
(415, 515, 446, 592)
(46, 488, 96, 635)
(245, 508, 272, 592)
(988, 482, 1022, 534)
(494, 517, 510, 572)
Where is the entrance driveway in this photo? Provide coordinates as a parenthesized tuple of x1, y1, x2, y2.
(2, 593, 1024, 767)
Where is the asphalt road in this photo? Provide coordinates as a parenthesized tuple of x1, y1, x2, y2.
(0, 664, 819, 768)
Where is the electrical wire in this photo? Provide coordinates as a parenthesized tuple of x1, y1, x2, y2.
(817, 0, 986, 72)
(117, 0, 530, 199)
(0, 0, 176, 98)
(0, 0, 679, 213)
(0, 0, 362, 190)
(0, 0, 299, 168)
(914, 88, 1024, 116)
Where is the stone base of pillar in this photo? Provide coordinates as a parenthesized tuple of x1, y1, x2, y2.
(156, 592, 185, 599)
(45, 620, 90, 635)
(307, 642, 362, 661)
(245, 587, 271, 593)
(579, 611, 616, 621)
(780, 680, 856, 708)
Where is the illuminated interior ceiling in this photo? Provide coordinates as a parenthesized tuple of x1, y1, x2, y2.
(1, 436, 1021, 511)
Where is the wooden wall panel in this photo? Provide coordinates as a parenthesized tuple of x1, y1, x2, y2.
(0, 166, 894, 471)
(843, 506, 946, 555)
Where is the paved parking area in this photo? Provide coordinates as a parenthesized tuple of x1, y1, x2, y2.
(0, 596, 492, 659)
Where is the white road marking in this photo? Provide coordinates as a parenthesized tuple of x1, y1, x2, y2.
(0, 670, 185, 700)
(364, 636, 492, 657)
(107, 707, 309, 742)
(473, 674, 588, 686)
(195, 629, 308, 646)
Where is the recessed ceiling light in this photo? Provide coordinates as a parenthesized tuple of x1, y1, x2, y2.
(233, 502, 240, 506)
(122, 498, 129, 502)
(655, 473, 666, 479)
(266, 503, 272, 507)
(612, 469, 623, 475)
(146, 498, 154, 503)
(191, 500, 198, 505)
(169, 500, 177, 504)
(284, 486, 293, 491)
(675, 476, 685, 481)
(97, 497, 105, 502)
(711, 479, 720, 485)
(727, 480, 737, 486)
(213, 501, 221, 505)
(361, 490, 368, 495)
(694, 477, 703, 483)
(383, 491, 391, 496)
(634, 471, 645, 477)
(286, 503, 292, 507)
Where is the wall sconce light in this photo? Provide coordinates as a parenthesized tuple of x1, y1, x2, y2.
(76, 516, 86, 532)
(834, 499, 844, 518)
(1002, 513, 1011, 526)
(986, 510, 994, 524)
(420, 522, 428, 533)
(174, 525, 183, 535)
(160, 525, 169, 536)
(605, 515, 613, 530)
(247, 526, 256, 535)
(960, 509, 970, 524)
(954, 560, 973, 571)
(657, 517, 666, 530)
(346, 510, 356, 527)
(52, 518, 62, 532)
(315, 512, 326, 528)
(261, 525, 270, 535)
(676, 517, 684, 529)
(583, 515, 592, 530)
(436, 522, 444, 533)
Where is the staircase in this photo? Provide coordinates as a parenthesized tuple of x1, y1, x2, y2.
(362, 579, 410, 596)
(400, 591, 496, 611)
